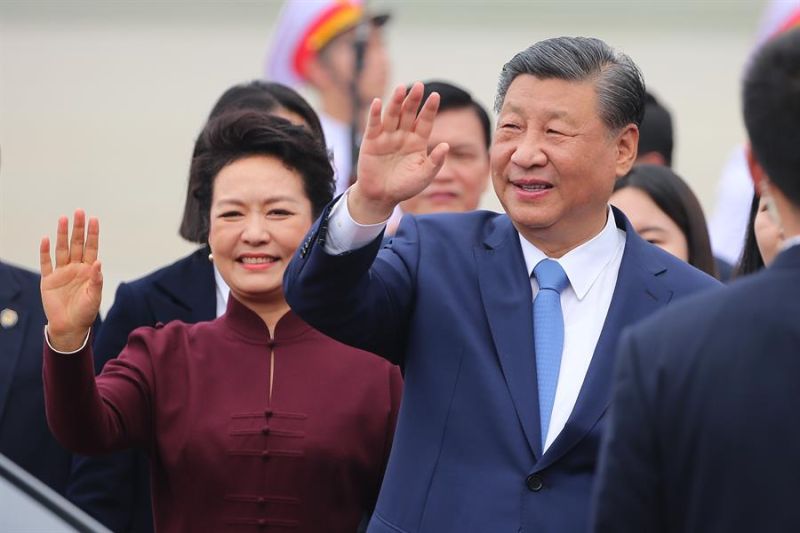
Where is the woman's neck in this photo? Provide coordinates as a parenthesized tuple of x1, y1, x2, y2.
(236, 296, 291, 339)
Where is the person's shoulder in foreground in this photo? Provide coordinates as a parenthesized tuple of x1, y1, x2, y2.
(593, 246, 800, 533)
(592, 25, 800, 533)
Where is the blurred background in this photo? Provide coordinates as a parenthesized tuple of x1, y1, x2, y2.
(1, 0, 763, 312)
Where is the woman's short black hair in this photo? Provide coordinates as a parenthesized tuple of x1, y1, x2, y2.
(187, 110, 334, 243)
(206, 80, 326, 144)
(614, 164, 718, 278)
(180, 81, 328, 243)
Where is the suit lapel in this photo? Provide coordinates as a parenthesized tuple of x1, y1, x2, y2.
(475, 216, 542, 458)
(152, 247, 217, 323)
(536, 209, 673, 470)
(0, 264, 28, 422)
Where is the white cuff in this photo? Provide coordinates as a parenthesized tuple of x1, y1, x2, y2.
(44, 325, 90, 355)
(323, 189, 389, 254)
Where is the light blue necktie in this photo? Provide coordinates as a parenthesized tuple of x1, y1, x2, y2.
(533, 258, 569, 451)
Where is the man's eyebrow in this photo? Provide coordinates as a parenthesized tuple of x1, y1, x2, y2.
(501, 103, 526, 116)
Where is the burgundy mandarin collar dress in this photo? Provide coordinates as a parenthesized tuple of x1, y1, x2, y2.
(44, 296, 402, 532)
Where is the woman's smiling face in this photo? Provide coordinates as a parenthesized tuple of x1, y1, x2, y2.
(208, 155, 313, 307)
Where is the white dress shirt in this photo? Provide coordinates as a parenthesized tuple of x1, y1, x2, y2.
(323, 193, 626, 452)
(213, 265, 230, 318)
(519, 210, 625, 450)
(319, 113, 353, 197)
(780, 234, 800, 252)
(708, 146, 753, 265)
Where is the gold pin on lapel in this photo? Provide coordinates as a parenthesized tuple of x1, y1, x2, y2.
(1, 308, 18, 329)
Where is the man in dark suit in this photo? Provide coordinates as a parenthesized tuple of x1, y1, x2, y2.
(284, 36, 719, 532)
(591, 27, 800, 533)
(0, 260, 91, 492)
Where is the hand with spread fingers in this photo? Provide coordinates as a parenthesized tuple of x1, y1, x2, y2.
(40, 209, 103, 352)
(348, 81, 450, 224)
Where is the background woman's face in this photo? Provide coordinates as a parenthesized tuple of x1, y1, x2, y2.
(611, 186, 689, 262)
(754, 195, 783, 267)
(207, 155, 313, 307)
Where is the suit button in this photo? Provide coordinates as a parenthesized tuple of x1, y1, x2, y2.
(261, 450, 270, 461)
(526, 474, 544, 492)
(261, 427, 270, 435)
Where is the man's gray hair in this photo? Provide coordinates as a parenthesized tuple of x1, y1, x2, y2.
(495, 36, 646, 131)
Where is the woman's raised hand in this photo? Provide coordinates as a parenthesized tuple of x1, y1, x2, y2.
(40, 209, 103, 352)
(348, 82, 450, 224)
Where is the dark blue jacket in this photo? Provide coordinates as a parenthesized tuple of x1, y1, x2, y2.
(593, 244, 800, 533)
(285, 206, 719, 532)
(0, 262, 100, 494)
(0, 261, 98, 492)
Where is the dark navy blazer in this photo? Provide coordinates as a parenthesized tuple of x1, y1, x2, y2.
(65, 247, 215, 533)
(593, 244, 800, 533)
(284, 206, 720, 532)
(0, 261, 75, 492)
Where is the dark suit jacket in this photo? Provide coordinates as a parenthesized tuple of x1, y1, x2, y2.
(284, 206, 719, 532)
(592, 244, 800, 533)
(0, 261, 100, 493)
(65, 247, 215, 533)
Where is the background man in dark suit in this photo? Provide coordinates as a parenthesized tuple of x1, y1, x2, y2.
(285, 36, 719, 532)
(0, 260, 92, 492)
(592, 26, 800, 533)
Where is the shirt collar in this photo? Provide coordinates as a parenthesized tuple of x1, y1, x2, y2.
(518, 206, 624, 300)
(780, 234, 800, 252)
(213, 264, 230, 311)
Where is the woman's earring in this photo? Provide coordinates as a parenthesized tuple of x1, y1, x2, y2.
(208, 252, 213, 262)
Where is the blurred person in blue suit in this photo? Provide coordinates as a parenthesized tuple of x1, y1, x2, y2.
(284, 36, 719, 532)
(0, 260, 74, 492)
(592, 27, 800, 533)
(64, 81, 327, 533)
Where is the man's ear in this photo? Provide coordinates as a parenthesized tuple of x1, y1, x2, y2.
(614, 124, 639, 177)
(745, 143, 768, 193)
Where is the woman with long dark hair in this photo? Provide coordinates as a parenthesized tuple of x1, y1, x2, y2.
(611, 164, 718, 278)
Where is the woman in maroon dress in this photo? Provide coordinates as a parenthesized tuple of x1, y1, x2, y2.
(40, 112, 402, 532)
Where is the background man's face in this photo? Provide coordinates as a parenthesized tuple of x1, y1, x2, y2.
(491, 74, 631, 247)
(400, 107, 489, 215)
